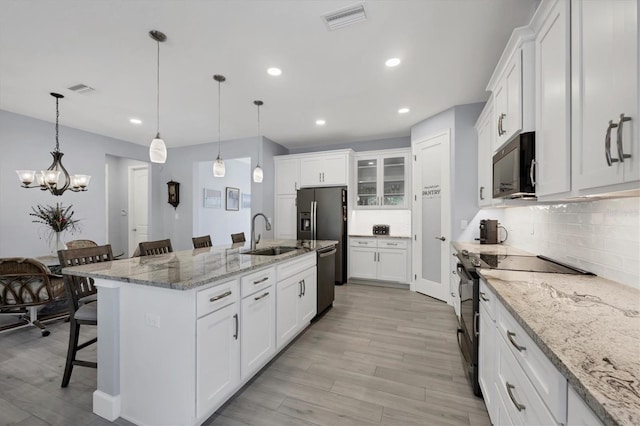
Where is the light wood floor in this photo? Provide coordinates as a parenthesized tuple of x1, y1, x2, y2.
(0, 284, 490, 426)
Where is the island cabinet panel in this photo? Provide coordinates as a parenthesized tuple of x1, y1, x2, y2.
(298, 266, 317, 325)
(197, 299, 240, 419)
(276, 272, 301, 348)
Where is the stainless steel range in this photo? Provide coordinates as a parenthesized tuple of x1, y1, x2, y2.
(455, 250, 594, 397)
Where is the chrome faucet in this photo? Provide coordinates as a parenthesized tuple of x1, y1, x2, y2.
(251, 213, 272, 250)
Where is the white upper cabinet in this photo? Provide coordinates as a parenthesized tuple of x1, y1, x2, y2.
(571, 0, 639, 193)
(354, 149, 410, 209)
(534, 0, 572, 197)
(487, 28, 535, 153)
(299, 151, 350, 187)
(274, 157, 300, 195)
(476, 100, 495, 207)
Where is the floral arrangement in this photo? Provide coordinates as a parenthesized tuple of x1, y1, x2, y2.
(30, 203, 81, 233)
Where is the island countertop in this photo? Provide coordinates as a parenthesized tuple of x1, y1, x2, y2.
(452, 241, 640, 426)
(62, 239, 337, 291)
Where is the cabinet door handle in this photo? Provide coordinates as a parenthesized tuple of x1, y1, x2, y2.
(254, 291, 270, 301)
(299, 280, 303, 298)
(605, 120, 619, 166)
(529, 159, 536, 186)
(373, 252, 377, 262)
(506, 382, 526, 411)
(507, 330, 526, 351)
(319, 172, 322, 182)
(209, 290, 232, 302)
(253, 276, 269, 285)
(479, 186, 484, 200)
(435, 236, 446, 241)
(498, 113, 506, 136)
(233, 313, 238, 340)
(480, 292, 489, 302)
(616, 113, 632, 163)
(302, 279, 306, 296)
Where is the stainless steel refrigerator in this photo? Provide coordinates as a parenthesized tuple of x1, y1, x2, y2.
(297, 187, 348, 285)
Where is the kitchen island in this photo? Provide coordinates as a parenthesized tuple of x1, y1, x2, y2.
(63, 240, 336, 426)
(452, 241, 640, 426)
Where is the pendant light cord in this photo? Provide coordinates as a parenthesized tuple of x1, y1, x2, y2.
(217, 79, 221, 156)
(257, 103, 261, 166)
(156, 40, 160, 136)
(55, 96, 60, 152)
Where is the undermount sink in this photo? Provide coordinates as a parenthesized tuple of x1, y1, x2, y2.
(241, 246, 299, 256)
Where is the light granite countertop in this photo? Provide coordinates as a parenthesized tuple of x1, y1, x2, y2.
(348, 234, 411, 239)
(452, 241, 533, 256)
(62, 239, 337, 291)
(453, 241, 640, 426)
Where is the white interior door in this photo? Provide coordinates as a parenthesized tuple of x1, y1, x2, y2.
(411, 130, 451, 302)
(128, 166, 149, 256)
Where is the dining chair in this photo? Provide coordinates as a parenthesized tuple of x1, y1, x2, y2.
(57, 244, 114, 387)
(138, 239, 173, 256)
(0, 257, 66, 336)
(192, 235, 212, 249)
(230, 232, 246, 243)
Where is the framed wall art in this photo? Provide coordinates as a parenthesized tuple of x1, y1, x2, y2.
(241, 193, 251, 209)
(203, 188, 222, 208)
(225, 187, 240, 211)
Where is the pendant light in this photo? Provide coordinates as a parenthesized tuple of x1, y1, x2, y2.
(253, 100, 264, 183)
(149, 30, 167, 164)
(16, 92, 91, 195)
(213, 74, 226, 177)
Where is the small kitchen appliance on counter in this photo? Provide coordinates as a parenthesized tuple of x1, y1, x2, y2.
(372, 224, 390, 235)
(478, 219, 499, 244)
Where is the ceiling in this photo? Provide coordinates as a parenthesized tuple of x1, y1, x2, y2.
(0, 0, 538, 150)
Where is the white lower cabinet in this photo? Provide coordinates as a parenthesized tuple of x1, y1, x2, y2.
(276, 252, 317, 349)
(240, 267, 276, 381)
(349, 237, 410, 283)
(196, 280, 240, 420)
(480, 278, 603, 426)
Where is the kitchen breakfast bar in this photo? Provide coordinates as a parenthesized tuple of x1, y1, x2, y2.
(62, 240, 336, 426)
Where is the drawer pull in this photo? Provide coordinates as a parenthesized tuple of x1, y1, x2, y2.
(253, 276, 269, 285)
(506, 382, 526, 411)
(209, 290, 232, 302)
(254, 292, 270, 301)
(386, 242, 398, 246)
(358, 241, 368, 245)
(507, 331, 526, 351)
(480, 292, 489, 302)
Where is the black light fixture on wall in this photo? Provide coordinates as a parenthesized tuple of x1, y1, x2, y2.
(148, 29, 168, 164)
(16, 92, 91, 196)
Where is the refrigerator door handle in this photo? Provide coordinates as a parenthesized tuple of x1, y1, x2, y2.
(311, 201, 317, 240)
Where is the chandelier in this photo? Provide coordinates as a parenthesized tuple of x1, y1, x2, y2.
(16, 93, 91, 196)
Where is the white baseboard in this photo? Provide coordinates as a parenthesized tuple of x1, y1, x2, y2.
(93, 390, 121, 421)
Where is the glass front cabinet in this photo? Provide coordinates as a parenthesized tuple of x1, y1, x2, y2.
(354, 150, 410, 209)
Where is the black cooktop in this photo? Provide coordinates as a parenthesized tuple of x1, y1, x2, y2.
(458, 251, 595, 275)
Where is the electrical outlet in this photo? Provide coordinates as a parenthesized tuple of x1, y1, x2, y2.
(145, 313, 160, 328)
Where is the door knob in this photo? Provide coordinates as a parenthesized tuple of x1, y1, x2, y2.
(132, 228, 137, 232)
(435, 236, 446, 241)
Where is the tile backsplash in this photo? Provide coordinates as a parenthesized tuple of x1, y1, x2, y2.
(349, 210, 412, 237)
(496, 197, 640, 289)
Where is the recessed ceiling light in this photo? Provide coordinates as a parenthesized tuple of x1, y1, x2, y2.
(385, 58, 401, 67)
(315, 119, 326, 126)
(267, 67, 282, 76)
(398, 107, 410, 114)
(130, 118, 142, 124)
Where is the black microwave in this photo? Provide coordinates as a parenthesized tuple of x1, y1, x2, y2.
(493, 132, 536, 199)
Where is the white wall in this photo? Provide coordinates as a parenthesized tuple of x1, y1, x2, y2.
(194, 158, 251, 245)
(0, 110, 160, 257)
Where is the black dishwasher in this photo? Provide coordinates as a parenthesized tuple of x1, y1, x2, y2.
(316, 246, 336, 317)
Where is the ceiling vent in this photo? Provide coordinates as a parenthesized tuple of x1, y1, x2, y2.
(322, 3, 367, 30)
(67, 84, 95, 94)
